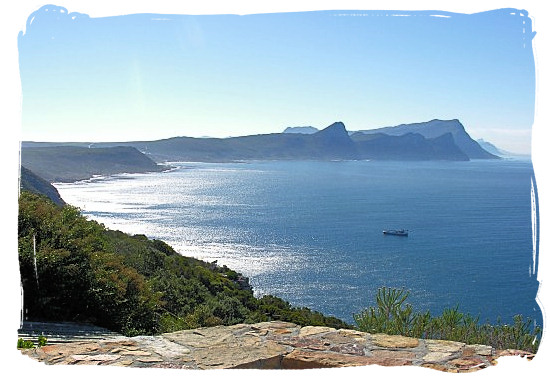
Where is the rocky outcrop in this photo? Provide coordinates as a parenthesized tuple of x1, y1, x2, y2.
(283, 126, 319, 134)
(19, 321, 534, 371)
(22, 120, 488, 162)
(20, 145, 170, 183)
(20, 166, 66, 206)
(354, 119, 499, 159)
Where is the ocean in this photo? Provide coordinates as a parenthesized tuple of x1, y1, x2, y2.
(54, 159, 541, 327)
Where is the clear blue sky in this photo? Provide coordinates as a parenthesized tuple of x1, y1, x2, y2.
(18, 5, 536, 154)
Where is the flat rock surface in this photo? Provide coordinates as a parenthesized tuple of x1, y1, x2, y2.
(19, 321, 534, 371)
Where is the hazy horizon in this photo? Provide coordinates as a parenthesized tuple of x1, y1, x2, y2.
(18, 6, 536, 154)
(20, 119, 531, 156)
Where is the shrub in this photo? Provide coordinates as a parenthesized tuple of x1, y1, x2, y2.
(18, 191, 350, 335)
(354, 287, 541, 353)
(17, 338, 35, 349)
(37, 335, 47, 347)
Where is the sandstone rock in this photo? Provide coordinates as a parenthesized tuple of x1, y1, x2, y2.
(448, 356, 488, 371)
(336, 328, 367, 339)
(112, 359, 134, 366)
(323, 330, 367, 345)
(254, 320, 299, 335)
(232, 355, 284, 369)
(135, 335, 192, 358)
(282, 349, 373, 369)
(463, 344, 493, 357)
(163, 326, 233, 348)
(425, 339, 465, 353)
(422, 351, 454, 363)
(71, 354, 121, 362)
(39, 345, 64, 355)
(496, 349, 535, 360)
(18, 321, 535, 372)
(299, 326, 336, 337)
(371, 349, 416, 360)
(136, 356, 163, 363)
(371, 333, 420, 348)
(328, 342, 366, 356)
(421, 362, 449, 372)
(191, 333, 290, 369)
(47, 355, 65, 363)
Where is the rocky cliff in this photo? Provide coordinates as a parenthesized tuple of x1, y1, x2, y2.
(22, 120, 495, 162)
(19, 166, 66, 206)
(20, 146, 170, 183)
(354, 119, 498, 160)
(19, 321, 534, 371)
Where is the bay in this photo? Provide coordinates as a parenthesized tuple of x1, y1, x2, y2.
(54, 159, 541, 326)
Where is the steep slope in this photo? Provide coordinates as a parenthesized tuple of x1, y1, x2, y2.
(20, 146, 170, 182)
(21, 120, 489, 162)
(310, 122, 359, 160)
(477, 139, 504, 156)
(20, 166, 66, 206)
(476, 139, 529, 157)
(355, 119, 498, 159)
(86, 122, 359, 162)
(18, 191, 350, 336)
(351, 132, 469, 161)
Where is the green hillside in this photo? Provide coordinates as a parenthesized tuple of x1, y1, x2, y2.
(18, 191, 350, 335)
(20, 146, 170, 183)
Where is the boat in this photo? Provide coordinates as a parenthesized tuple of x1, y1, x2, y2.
(383, 229, 408, 236)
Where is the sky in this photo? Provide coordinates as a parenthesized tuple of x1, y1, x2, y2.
(17, 4, 536, 154)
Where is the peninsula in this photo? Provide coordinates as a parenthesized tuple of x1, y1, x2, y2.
(20, 119, 499, 184)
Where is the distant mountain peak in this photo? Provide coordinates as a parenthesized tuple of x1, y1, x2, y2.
(311, 122, 358, 159)
(432, 118, 465, 129)
(477, 139, 511, 156)
(401, 119, 464, 132)
(23, 119, 500, 163)
(355, 119, 497, 159)
(283, 126, 318, 134)
(316, 122, 348, 136)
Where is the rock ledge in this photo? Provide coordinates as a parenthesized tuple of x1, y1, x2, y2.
(19, 321, 534, 371)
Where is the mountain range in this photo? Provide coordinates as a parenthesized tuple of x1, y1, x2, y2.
(285, 119, 498, 160)
(283, 126, 319, 134)
(22, 119, 498, 163)
(351, 119, 496, 160)
(20, 119, 499, 185)
(475, 138, 527, 157)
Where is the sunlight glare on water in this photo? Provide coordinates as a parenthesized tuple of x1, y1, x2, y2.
(54, 160, 540, 325)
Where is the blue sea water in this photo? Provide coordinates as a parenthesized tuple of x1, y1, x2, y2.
(55, 159, 541, 327)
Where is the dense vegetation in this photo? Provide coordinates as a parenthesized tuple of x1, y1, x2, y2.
(18, 190, 540, 352)
(18, 191, 350, 336)
(354, 287, 541, 353)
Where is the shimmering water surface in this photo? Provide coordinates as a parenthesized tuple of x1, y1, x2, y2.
(55, 159, 541, 326)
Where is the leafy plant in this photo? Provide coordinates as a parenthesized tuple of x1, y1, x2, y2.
(18, 191, 350, 336)
(37, 335, 47, 347)
(354, 287, 541, 353)
(17, 338, 35, 349)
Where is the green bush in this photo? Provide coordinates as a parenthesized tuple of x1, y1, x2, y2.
(18, 191, 349, 336)
(17, 338, 35, 349)
(37, 335, 47, 347)
(354, 287, 541, 353)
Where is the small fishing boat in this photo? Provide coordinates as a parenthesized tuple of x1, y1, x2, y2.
(383, 229, 408, 236)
